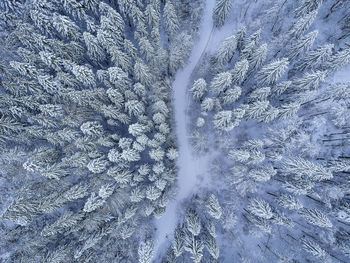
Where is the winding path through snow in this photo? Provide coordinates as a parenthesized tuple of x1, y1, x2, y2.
(152, 0, 216, 260)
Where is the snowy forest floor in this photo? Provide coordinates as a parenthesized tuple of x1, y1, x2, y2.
(152, 0, 216, 260)
(152, 0, 260, 259)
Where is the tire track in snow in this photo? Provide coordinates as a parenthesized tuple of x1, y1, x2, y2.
(152, 0, 216, 260)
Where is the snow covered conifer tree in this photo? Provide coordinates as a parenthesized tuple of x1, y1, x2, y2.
(221, 86, 242, 105)
(289, 10, 318, 38)
(80, 121, 104, 137)
(249, 165, 276, 182)
(134, 60, 154, 86)
(247, 87, 271, 102)
(138, 239, 154, 263)
(83, 32, 106, 62)
(228, 149, 250, 162)
(129, 123, 149, 137)
(276, 193, 303, 210)
(327, 44, 350, 72)
(292, 70, 327, 92)
(164, 2, 179, 38)
(271, 80, 292, 96)
(161, 196, 221, 262)
(206, 194, 222, 219)
(87, 157, 109, 174)
(295, 0, 323, 18)
(216, 34, 237, 65)
(205, 234, 220, 260)
(245, 100, 270, 120)
(282, 157, 333, 181)
(242, 139, 264, 150)
(83, 192, 105, 212)
(172, 226, 185, 257)
(168, 32, 193, 73)
(145, 2, 160, 28)
(109, 47, 132, 72)
(248, 198, 274, 219)
(300, 208, 333, 228)
(213, 110, 235, 131)
(138, 36, 155, 63)
(191, 78, 207, 100)
(301, 238, 327, 259)
(72, 64, 96, 87)
(231, 59, 249, 85)
(201, 97, 215, 112)
(277, 102, 301, 119)
(52, 14, 81, 40)
(246, 150, 265, 165)
(294, 44, 333, 71)
(248, 43, 268, 72)
(213, 0, 233, 27)
(210, 71, 232, 94)
(0, 0, 23, 13)
(146, 185, 162, 201)
(240, 29, 261, 59)
(185, 235, 204, 263)
(149, 147, 165, 162)
(287, 30, 318, 60)
(125, 100, 146, 117)
(186, 209, 201, 236)
(236, 26, 247, 51)
(256, 58, 289, 85)
(258, 105, 279, 122)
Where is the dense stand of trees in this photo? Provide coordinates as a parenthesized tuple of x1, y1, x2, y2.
(0, 0, 203, 262)
(1, 0, 350, 262)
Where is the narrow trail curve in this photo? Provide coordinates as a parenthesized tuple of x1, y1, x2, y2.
(152, 0, 216, 260)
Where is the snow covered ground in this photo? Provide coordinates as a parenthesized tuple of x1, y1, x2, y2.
(152, 0, 216, 260)
(329, 63, 350, 83)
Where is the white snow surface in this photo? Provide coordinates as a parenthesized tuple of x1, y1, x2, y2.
(152, 0, 216, 260)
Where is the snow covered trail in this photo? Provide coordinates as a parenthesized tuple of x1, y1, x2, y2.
(152, 0, 216, 260)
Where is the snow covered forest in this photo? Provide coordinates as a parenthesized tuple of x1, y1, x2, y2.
(1, 0, 350, 262)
